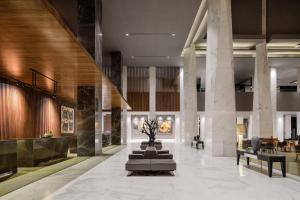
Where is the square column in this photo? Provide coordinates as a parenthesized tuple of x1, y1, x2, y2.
(284, 115, 292, 139)
(149, 66, 156, 119)
(110, 51, 122, 145)
(183, 45, 198, 144)
(277, 113, 284, 141)
(297, 68, 300, 136)
(77, 86, 102, 156)
(204, 0, 236, 156)
(121, 65, 127, 144)
(270, 68, 277, 138)
(252, 42, 273, 138)
(179, 67, 184, 143)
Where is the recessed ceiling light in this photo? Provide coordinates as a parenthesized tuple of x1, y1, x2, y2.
(295, 44, 300, 48)
(166, 56, 170, 59)
(131, 56, 135, 59)
(171, 33, 176, 37)
(125, 33, 130, 37)
(97, 33, 103, 37)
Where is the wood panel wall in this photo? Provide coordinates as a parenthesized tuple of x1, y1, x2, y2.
(156, 67, 180, 111)
(127, 67, 149, 111)
(127, 92, 149, 111)
(156, 92, 180, 111)
(0, 78, 61, 140)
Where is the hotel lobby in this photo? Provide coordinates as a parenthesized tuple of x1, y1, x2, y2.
(1, 0, 300, 199)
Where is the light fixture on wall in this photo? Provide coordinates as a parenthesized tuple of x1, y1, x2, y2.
(290, 80, 298, 84)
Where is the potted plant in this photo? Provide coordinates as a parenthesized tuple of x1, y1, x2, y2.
(140, 119, 159, 146)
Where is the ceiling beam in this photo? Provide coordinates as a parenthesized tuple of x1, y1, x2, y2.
(183, 0, 207, 49)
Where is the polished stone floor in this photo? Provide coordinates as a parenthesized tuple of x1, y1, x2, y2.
(5, 143, 300, 200)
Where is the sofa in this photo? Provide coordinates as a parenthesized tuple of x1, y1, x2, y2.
(140, 141, 162, 150)
(125, 147, 176, 173)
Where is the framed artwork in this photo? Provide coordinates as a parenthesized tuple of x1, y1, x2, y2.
(156, 115, 174, 135)
(61, 106, 74, 134)
(131, 115, 148, 135)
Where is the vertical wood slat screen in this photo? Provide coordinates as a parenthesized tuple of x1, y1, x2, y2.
(0, 79, 61, 140)
(156, 67, 180, 111)
(127, 67, 149, 111)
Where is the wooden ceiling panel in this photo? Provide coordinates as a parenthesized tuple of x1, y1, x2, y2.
(0, 0, 131, 110)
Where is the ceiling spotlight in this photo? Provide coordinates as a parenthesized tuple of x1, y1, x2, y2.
(295, 44, 300, 48)
(125, 33, 130, 37)
(166, 56, 170, 59)
(171, 33, 176, 37)
(131, 56, 135, 59)
(97, 33, 103, 37)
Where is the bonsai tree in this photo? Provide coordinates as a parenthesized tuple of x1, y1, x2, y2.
(140, 119, 159, 146)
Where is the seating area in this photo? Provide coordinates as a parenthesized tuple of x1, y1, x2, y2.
(126, 141, 176, 175)
(191, 136, 204, 149)
(237, 137, 300, 177)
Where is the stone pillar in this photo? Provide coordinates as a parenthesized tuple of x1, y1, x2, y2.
(77, 86, 102, 156)
(179, 67, 184, 143)
(204, 0, 236, 156)
(149, 66, 156, 119)
(95, 85, 102, 154)
(200, 115, 205, 140)
(284, 115, 292, 139)
(297, 68, 300, 136)
(183, 45, 197, 144)
(110, 51, 122, 145)
(248, 115, 253, 139)
(270, 68, 277, 138)
(252, 42, 273, 138)
(277, 113, 284, 141)
(121, 65, 127, 144)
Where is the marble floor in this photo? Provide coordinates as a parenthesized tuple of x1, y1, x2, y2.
(6, 143, 300, 200)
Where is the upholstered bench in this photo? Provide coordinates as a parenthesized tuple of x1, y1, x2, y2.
(125, 159, 176, 172)
(125, 159, 151, 171)
(150, 159, 176, 171)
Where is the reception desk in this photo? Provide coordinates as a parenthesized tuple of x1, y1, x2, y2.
(0, 140, 17, 175)
(17, 137, 69, 167)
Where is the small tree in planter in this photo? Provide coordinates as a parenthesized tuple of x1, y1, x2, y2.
(140, 119, 159, 146)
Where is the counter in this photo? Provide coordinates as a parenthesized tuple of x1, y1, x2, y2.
(17, 137, 69, 167)
(0, 140, 17, 175)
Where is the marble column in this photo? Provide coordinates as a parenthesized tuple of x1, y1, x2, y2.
(110, 51, 122, 145)
(252, 42, 273, 138)
(270, 68, 277, 138)
(284, 115, 292, 139)
(121, 65, 127, 144)
(248, 115, 253, 139)
(77, 86, 102, 156)
(149, 66, 156, 119)
(179, 67, 184, 143)
(277, 113, 284, 141)
(204, 0, 236, 156)
(297, 68, 300, 136)
(183, 45, 197, 144)
(95, 85, 102, 154)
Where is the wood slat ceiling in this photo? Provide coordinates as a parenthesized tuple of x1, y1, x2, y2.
(0, 0, 130, 110)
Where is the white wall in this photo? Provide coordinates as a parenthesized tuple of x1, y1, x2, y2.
(127, 112, 180, 143)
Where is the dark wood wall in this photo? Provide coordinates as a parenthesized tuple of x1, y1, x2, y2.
(127, 67, 149, 111)
(0, 79, 61, 140)
(156, 67, 180, 111)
